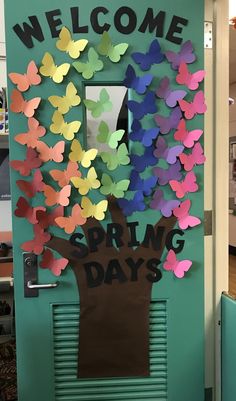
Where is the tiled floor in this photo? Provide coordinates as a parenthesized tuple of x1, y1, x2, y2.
(229, 254, 236, 297)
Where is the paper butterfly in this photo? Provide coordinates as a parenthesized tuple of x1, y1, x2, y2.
(48, 82, 81, 114)
(118, 191, 146, 216)
(72, 47, 103, 79)
(179, 143, 206, 171)
(129, 170, 157, 196)
(40, 249, 68, 276)
(173, 199, 201, 230)
(123, 65, 153, 95)
(84, 88, 112, 118)
(39, 52, 70, 83)
(130, 146, 157, 173)
(15, 117, 46, 148)
(100, 143, 130, 171)
(14, 196, 45, 224)
(163, 249, 192, 279)
(21, 225, 51, 255)
(81, 197, 108, 221)
(97, 121, 125, 149)
(178, 91, 207, 120)
(35, 141, 65, 163)
(100, 174, 130, 198)
(154, 136, 184, 165)
(97, 31, 128, 62)
(16, 169, 44, 198)
(154, 106, 182, 135)
(8, 60, 41, 92)
(131, 39, 165, 71)
(165, 40, 196, 70)
(55, 204, 87, 235)
(176, 62, 205, 90)
(174, 119, 203, 148)
(127, 91, 157, 120)
(10, 89, 41, 118)
(129, 120, 159, 147)
(10, 147, 42, 176)
(69, 139, 98, 168)
(43, 184, 71, 207)
(71, 167, 100, 195)
(156, 77, 187, 108)
(36, 206, 64, 230)
(56, 26, 88, 59)
(50, 111, 81, 141)
(50, 161, 81, 188)
(169, 171, 198, 199)
(153, 161, 183, 186)
(150, 189, 180, 218)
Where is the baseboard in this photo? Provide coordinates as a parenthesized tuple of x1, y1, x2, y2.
(229, 245, 236, 255)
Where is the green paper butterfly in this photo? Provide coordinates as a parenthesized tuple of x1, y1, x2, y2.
(97, 121, 125, 149)
(100, 143, 130, 171)
(97, 31, 129, 63)
(100, 173, 130, 198)
(72, 47, 103, 79)
(84, 89, 113, 118)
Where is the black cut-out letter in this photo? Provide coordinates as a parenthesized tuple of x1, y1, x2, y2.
(139, 9, 165, 37)
(142, 225, 165, 251)
(70, 233, 88, 258)
(104, 259, 128, 284)
(84, 262, 104, 288)
(87, 227, 105, 252)
(114, 7, 137, 35)
(106, 223, 124, 248)
(166, 229, 185, 253)
(126, 257, 144, 281)
(13, 16, 44, 48)
(45, 9, 62, 38)
(166, 15, 188, 44)
(146, 258, 162, 283)
(127, 222, 140, 247)
(70, 7, 89, 33)
(91, 7, 110, 34)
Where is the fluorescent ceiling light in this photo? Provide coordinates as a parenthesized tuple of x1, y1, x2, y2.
(229, 0, 236, 21)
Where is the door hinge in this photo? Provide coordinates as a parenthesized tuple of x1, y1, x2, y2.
(204, 21, 213, 49)
(204, 210, 213, 236)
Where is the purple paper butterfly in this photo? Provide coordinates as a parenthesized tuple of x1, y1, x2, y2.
(127, 91, 157, 120)
(154, 106, 182, 135)
(129, 170, 157, 196)
(150, 189, 180, 217)
(129, 120, 160, 147)
(153, 161, 183, 185)
(131, 39, 165, 71)
(154, 136, 184, 165)
(123, 65, 153, 95)
(130, 145, 157, 173)
(118, 191, 146, 216)
(156, 77, 187, 108)
(165, 40, 196, 71)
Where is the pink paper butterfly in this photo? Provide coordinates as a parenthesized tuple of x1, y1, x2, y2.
(169, 171, 198, 199)
(176, 62, 205, 90)
(178, 91, 207, 120)
(163, 249, 192, 278)
(173, 199, 201, 230)
(174, 119, 203, 148)
(40, 249, 68, 276)
(179, 142, 206, 171)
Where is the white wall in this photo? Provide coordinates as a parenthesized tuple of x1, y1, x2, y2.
(229, 83, 236, 246)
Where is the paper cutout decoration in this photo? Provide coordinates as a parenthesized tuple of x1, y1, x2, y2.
(36, 206, 64, 229)
(72, 48, 103, 79)
(169, 171, 198, 199)
(165, 40, 196, 70)
(84, 88, 112, 118)
(123, 65, 153, 95)
(10, 147, 42, 176)
(178, 91, 207, 119)
(50, 111, 81, 141)
(71, 167, 100, 195)
(10, 89, 41, 118)
(55, 204, 87, 234)
(174, 119, 203, 148)
(36, 141, 65, 163)
(81, 197, 108, 221)
(156, 77, 187, 108)
(118, 191, 146, 216)
(154, 136, 184, 165)
(48, 82, 81, 114)
(16, 169, 44, 198)
(127, 91, 157, 120)
(129, 120, 159, 147)
(97, 121, 125, 149)
(50, 161, 81, 188)
(43, 184, 71, 207)
(40, 249, 68, 276)
(129, 170, 157, 196)
(130, 146, 157, 173)
(97, 31, 128, 62)
(21, 224, 51, 255)
(69, 139, 98, 167)
(154, 106, 182, 135)
(56, 26, 88, 59)
(131, 39, 164, 71)
(100, 174, 130, 198)
(39, 52, 70, 83)
(14, 196, 45, 224)
(173, 199, 201, 230)
(179, 143, 206, 171)
(163, 249, 192, 278)
(176, 62, 205, 90)
(100, 143, 130, 171)
(150, 189, 180, 218)
(153, 161, 183, 186)
(8, 60, 41, 92)
(15, 117, 46, 148)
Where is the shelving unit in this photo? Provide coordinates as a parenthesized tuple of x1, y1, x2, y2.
(0, 276, 14, 344)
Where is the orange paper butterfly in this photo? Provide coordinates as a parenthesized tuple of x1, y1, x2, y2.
(36, 141, 65, 163)
(55, 204, 87, 234)
(8, 60, 41, 92)
(43, 184, 71, 207)
(15, 117, 46, 148)
(10, 89, 41, 118)
(50, 161, 81, 188)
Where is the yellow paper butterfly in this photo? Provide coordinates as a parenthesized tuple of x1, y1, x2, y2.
(50, 111, 81, 141)
(71, 167, 100, 195)
(69, 139, 98, 168)
(81, 196, 108, 221)
(39, 52, 70, 83)
(48, 82, 81, 114)
(56, 27, 88, 59)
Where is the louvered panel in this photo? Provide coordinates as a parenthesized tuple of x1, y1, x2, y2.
(53, 301, 168, 401)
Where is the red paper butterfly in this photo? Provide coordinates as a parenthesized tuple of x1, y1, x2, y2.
(40, 249, 68, 276)
(36, 206, 64, 230)
(21, 225, 51, 255)
(10, 147, 42, 176)
(16, 169, 44, 198)
(14, 196, 46, 224)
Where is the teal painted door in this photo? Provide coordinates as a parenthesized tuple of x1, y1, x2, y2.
(5, 0, 205, 400)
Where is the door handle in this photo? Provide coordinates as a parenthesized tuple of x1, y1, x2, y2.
(27, 280, 59, 289)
